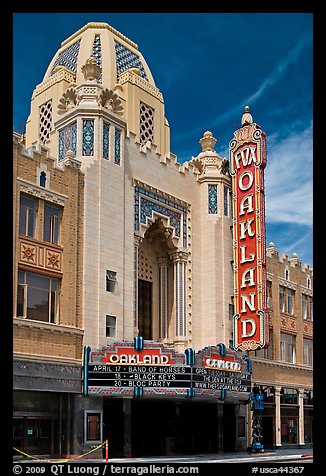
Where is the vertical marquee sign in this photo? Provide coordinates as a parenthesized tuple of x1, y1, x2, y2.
(230, 106, 269, 351)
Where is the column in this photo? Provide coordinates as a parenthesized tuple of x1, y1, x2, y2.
(247, 403, 252, 450)
(170, 251, 188, 339)
(123, 399, 132, 457)
(275, 386, 282, 447)
(298, 388, 305, 445)
(217, 403, 224, 452)
(134, 236, 143, 334)
(157, 257, 169, 339)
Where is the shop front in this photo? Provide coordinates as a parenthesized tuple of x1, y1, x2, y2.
(83, 339, 252, 457)
(13, 359, 82, 459)
(254, 385, 313, 449)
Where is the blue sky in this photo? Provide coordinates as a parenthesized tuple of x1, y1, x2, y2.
(13, 12, 313, 266)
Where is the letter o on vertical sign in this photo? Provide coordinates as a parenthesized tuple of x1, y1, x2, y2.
(239, 171, 253, 191)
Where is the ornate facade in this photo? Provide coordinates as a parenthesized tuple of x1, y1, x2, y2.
(13, 22, 312, 459)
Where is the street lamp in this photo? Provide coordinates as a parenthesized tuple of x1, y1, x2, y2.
(251, 384, 265, 453)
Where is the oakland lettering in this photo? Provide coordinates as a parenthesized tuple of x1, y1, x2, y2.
(233, 142, 259, 340)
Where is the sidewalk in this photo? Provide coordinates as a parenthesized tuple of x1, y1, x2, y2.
(15, 447, 313, 464)
(82, 448, 313, 464)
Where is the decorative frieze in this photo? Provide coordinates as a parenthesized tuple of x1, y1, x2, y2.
(17, 178, 68, 207)
(278, 277, 297, 290)
(134, 184, 187, 248)
(280, 314, 297, 333)
(19, 237, 63, 274)
(118, 70, 164, 102)
(303, 320, 313, 337)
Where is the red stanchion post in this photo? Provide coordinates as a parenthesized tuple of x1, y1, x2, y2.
(105, 439, 108, 463)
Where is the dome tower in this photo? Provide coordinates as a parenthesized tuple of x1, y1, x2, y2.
(25, 22, 170, 159)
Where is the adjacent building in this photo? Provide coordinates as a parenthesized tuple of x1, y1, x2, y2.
(249, 243, 313, 449)
(13, 21, 313, 459)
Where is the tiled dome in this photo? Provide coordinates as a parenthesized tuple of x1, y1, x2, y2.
(42, 22, 156, 89)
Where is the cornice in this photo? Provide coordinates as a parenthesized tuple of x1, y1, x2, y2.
(252, 356, 313, 373)
(13, 317, 84, 336)
(17, 178, 68, 206)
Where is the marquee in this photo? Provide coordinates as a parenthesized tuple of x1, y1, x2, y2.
(84, 339, 252, 401)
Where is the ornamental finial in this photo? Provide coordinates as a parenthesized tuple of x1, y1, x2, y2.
(241, 105, 253, 126)
(81, 57, 101, 82)
(199, 131, 217, 152)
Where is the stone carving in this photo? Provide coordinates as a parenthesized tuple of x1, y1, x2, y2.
(199, 131, 217, 152)
(81, 56, 101, 82)
(98, 88, 124, 115)
(57, 87, 79, 114)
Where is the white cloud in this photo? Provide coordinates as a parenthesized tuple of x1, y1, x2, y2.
(265, 122, 313, 226)
(245, 35, 310, 105)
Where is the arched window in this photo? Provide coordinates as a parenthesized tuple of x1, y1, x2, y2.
(40, 171, 46, 188)
(285, 267, 289, 280)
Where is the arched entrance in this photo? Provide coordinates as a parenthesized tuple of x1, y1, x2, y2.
(137, 218, 177, 342)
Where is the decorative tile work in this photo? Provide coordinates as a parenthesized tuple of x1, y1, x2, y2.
(224, 185, 231, 216)
(114, 128, 121, 164)
(58, 122, 77, 160)
(140, 102, 154, 145)
(92, 34, 102, 83)
(102, 122, 110, 159)
(82, 119, 94, 156)
(50, 40, 81, 76)
(115, 41, 148, 81)
(134, 186, 187, 247)
(39, 100, 52, 144)
(208, 184, 218, 214)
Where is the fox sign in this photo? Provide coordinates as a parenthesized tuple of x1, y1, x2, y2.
(229, 108, 269, 351)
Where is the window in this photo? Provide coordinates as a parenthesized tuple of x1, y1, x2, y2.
(106, 315, 116, 338)
(285, 268, 289, 280)
(43, 203, 61, 244)
(280, 286, 295, 315)
(140, 102, 154, 146)
(302, 294, 307, 319)
(302, 294, 312, 320)
(303, 339, 313, 366)
(40, 171, 47, 188)
(229, 297, 234, 320)
(280, 333, 296, 364)
(279, 286, 285, 312)
(39, 99, 52, 144)
(255, 346, 271, 359)
(224, 186, 232, 216)
(103, 121, 110, 159)
(19, 195, 37, 238)
(267, 281, 272, 309)
(106, 270, 117, 293)
(84, 412, 102, 443)
(17, 271, 60, 323)
(287, 289, 295, 315)
(114, 128, 121, 164)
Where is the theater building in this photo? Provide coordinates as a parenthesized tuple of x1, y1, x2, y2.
(13, 21, 313, 459)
